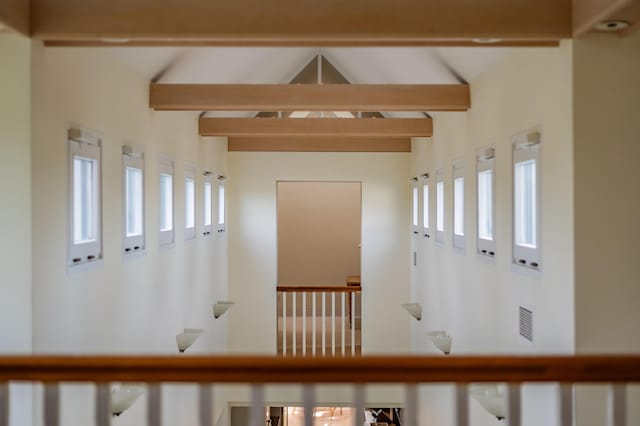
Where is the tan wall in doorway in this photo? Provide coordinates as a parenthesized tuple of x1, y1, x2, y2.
(277, 181, 361, 286)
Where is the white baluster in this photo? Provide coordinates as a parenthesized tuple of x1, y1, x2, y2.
(147, 384, 161, 426)
(559, 384, 573, 426)
(44, 384, 60, 426)
(250, 386, 264, 426)
(353, 385, 365, 426)
(351, 292, 356, 356)
(199, 384, 213, 426)
(303, 385, 314, 426)
(0, 382, 8, 426)
(302, 292, 307, 356)
(282, 292, 287, 356)
(455, 384, 468, 426)
(95, 383, 111, 426)
(341, 292, 346, 356)
(312, 292, 317, 356)
(292, 292, 297, 356)
(405, 384, 418, 426)
(608, 384, 626, 426)
(331, 292, 336, 357)
(507, 384, 521, 426)
(322, 292, 326, 356)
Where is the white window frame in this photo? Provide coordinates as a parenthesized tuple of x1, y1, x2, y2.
(410, 177, 420, 236)
(184, 164, 196, 240)
(68, 128, 102, 267)
(452, 161, 465, 250)
(435, 169, 445, 244)
(477, 147, 496, 257)
(512, 131, 542, 269)
(420, 173, 430, 239)
(217, 174, 227, 233)
(203, 171, 213, 237)
(159, 156, 175, 246)
(122, 146, 145, 254)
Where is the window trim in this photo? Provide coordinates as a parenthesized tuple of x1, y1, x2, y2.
(216, 174, 227, 233)
(158, 155, 175, 246)
(68, 128, 102, 268)
(435, 169, 445, 244)
(477, 147, 496, 258)
(452, 161, 465, 250)
(184, 164, 196, 240)
(410, 176, 420, 236)
(420, 173, 430, 239)
(512, 130, 542, 270)
(203, 171, 213, 237)
(122, 145, 145, 255)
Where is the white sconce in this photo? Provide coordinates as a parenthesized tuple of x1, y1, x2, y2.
(213, 301, 234, 319)
(111, 383, 145, 417)
(426, 330, 452, 355)
(175, 328, 204, 353)
(469, 384, 506, 421)
(401, 303, 422, 321)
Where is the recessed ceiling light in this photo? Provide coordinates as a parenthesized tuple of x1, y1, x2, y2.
(595, 20, 629, 32)
(471, 38, 503, 44)
(101, 38, 130, 43)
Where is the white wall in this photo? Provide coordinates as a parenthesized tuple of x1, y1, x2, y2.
(411, 42, 575, 426)
(227, 152, 411, 355)
(0, 32, 33, 426)
(573, 31, 640, 426)
(29, 43, 229, 425)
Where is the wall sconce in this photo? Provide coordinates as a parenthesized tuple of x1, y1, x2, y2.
(213, 301, 234, 319)
(175, 328, 204, 353)
(469, 384, 506, 421)
(111, 383, 145, 417)
(426, 330, 452, 355)
(401, 303, 422, 321)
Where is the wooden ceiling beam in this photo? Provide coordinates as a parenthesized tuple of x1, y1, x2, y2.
(0, 0, 30, 35)
(32, 0, 571, 45)
(199, 117, 433, 138)
(227, 137, 412, 152)
(151, 84, 470, 112)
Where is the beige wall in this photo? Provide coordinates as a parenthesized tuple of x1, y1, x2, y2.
(277, 181, 361, 286)
(0, 32, 33, 426)
(411, 42, 575, 426)
(573, 31, 640, 426)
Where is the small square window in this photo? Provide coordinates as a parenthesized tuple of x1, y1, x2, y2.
(123, 146, 145, 254)
(159, 156, 174, 246)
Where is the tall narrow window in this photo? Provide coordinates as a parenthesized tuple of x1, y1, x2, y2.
(68, 128, 102, 267)
(203, 172, 213, 236)
(513, 131, 541, 269)
(436, 170, 445, 244)
(477, 148, 496, 257)
(184, 165, 196, 240)
(159, 156, 174, 246)
(123, 146, 145, 254)
(217, 174, 227, 233)
(421, 173, 430, 238)
(411, 177, 419, 235)
(453, 162, 465, 250)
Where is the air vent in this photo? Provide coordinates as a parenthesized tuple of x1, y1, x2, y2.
(519, 307, 533, 341)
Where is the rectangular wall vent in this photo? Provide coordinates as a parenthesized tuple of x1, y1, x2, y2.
(519, 306, 534, 341)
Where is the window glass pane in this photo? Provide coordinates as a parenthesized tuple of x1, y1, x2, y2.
(125, 167, 143, 237)
(514, 159, 537, 248)
(160, 173, 173, 232)
(412, 186, 418, 227)
(185, 178, 195, 229)
(218, 183, 225, 225)
(454, 177, 464, 236)
(422, 184, 429, 228)
(436, 181, 444, 232)
(478, 169, 493, 240)
(204, 182, 212, 227)
(73, 156, 96, 243)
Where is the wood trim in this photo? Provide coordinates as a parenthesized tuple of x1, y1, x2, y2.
(200, 118, 433, 138)
(45, 40, 561, 47)
(31, 0, 571, 44)
(277, 285, 362, 293)
(228, 137, 411, 152)
(150, 84, 470, 112)
(0, 356, 639, 383)
(0, 0, 30, 35)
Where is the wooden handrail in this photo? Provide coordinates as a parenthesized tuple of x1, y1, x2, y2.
(277, 285, 361, 293)
(0, 356, 639, 384)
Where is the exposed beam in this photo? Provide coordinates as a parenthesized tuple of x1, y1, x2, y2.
(151, 84, 470, 112)
(228, 137, 411, 152)
(0, 0, 30, 35)
(199, 118, 433, 138)
(32, 0, 571, 45)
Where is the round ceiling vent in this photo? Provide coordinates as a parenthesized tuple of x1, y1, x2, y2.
(595, 20, 629, 32)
